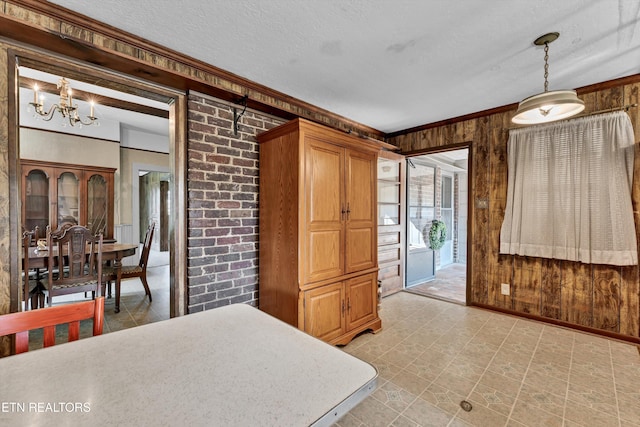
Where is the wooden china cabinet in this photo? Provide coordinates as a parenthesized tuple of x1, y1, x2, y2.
(258, 118, 382, 345)
(21, 159, 116, 240)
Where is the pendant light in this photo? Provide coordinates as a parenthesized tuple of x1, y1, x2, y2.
(512, 32, 584, 125)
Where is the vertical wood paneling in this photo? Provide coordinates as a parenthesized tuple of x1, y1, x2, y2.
(620, 83, 640, 336)
(513, 256, 541, 315)
(471, 117, 490, 304)
(540, 259, 562, 319)
(621, 265, 639, 336)
(0, 44, 10, 356)
(595, 86, 624, 111)
(592, 265, 620, 332)
(488, 114, 511, 309)
(561, 262, 593, 327)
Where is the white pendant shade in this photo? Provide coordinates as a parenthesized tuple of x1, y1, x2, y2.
(512, 90, 585, 125)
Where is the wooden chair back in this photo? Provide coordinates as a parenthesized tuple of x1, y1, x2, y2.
(22, 226, 40, 311)
(47, 225, 104, 306)
(139, 222, 156, 270)
(0, 297, 104, 354)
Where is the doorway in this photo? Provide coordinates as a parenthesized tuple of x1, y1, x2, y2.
(10, 48, 187, 325)
(405, 148, 469, 304)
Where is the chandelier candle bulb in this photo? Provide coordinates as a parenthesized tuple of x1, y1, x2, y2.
(33, 84, 38, 104)
(90, 101, 94, 118)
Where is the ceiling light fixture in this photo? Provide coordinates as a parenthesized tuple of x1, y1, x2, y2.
(511, 32, 584, 125)
(29, 77, 99, 128)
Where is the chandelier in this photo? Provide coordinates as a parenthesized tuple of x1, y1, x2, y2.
(511, 32, 584, 125)
(29, 77, 98, 127)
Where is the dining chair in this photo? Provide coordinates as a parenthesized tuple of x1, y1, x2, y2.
(46, 225, 104, 307)
(104, 222, 155, 313)
(22, 226, 46, 311)
(0, 297, 104, 354)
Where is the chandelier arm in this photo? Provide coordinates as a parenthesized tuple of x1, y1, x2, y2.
(74, 116, 98, 126)
(39, 104, 60, 122)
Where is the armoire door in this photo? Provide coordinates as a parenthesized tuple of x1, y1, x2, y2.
(304, 138, 345, 283)
(345, 273, 377, 331)
(303, 282, 345, 342)
(345, 149, 377, 273)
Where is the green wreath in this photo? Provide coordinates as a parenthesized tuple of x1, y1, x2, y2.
(428, 219, 447, 250)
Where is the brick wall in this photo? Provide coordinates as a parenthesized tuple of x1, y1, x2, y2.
(187, 92, 285, 312)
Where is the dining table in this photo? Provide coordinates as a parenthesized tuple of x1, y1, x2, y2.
(0, 303, 378, 426)
(24, 243, 138, 311)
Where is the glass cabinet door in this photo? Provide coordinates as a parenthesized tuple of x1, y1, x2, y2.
(87, 174, 108, 236)
(24, 169, 49, 238)
(57, 172, 80, 228)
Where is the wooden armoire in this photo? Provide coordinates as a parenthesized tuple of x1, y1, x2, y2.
(258, 118, 382, 345)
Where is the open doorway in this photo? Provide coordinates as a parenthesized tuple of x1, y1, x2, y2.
(405, 148, 468, 304)
(13, 50, 185, 337)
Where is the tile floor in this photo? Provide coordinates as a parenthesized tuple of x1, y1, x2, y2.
(24, 257, 640, 427)
(337, 292, 640, 427)
(406, 263, 467, 304)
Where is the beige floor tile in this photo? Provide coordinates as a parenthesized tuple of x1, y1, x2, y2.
(477, 370, 521, 396)
(517, 383, 565, 417)
(432, 368, 478, 398)
(522, 369, 568, 398)
(419, 383, 467, 416)
(339, 292, 638, 426)
(372, 380, 419, 413)
(509, 399, 564, 427)
(404, 351, 451, 382)
(454, 400, 508, 427)
(370, 358, 405, 382)
(487, 349, 531, 381)
(564, 400, 621, 427)
(348, 396, 401, 427)
(402, 398, 456, 426)
(390, 368, 434, 396)
(616, 390, 640, 424)
(334, 412, 365, 427)
(389, 414, 420, 427)
(467, 382, 516, 416)
(566, 380, 618, 417)
(445, 354, 487, 382)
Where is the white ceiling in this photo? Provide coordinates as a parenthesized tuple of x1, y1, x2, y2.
(49, 0, 640, 134)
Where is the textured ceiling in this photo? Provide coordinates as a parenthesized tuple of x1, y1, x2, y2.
(49, 0, 640, 133)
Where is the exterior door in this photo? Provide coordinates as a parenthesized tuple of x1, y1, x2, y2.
(440, 173, 454, 267)
(405, 161, 435, 287)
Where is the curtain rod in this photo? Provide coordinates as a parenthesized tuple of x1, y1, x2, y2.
(506, 103, 638, 131)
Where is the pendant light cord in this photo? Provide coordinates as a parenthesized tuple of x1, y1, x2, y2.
(543, 42, 550, 92)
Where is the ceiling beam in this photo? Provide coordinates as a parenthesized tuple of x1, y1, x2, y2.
(19, 76, 169, 119)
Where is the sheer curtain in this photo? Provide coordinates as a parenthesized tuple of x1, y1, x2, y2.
(500, 111, 638, 266)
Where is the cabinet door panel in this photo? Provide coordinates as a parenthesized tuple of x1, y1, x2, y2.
(87, 173, 108, 236)
(346, 274, 377, 331)
(308, 230, 342, 278)
(57, 171, 81, 228)
(23, 167, 52, 238)
(345, 150, 376, 273)
(304, 283, 345, 341)
(304, 139, 344, 283)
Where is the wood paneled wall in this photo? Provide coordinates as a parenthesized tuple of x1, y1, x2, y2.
(388, 78, 640, 342)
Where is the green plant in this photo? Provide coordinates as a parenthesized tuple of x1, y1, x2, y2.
(428, 219, 447, 250)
